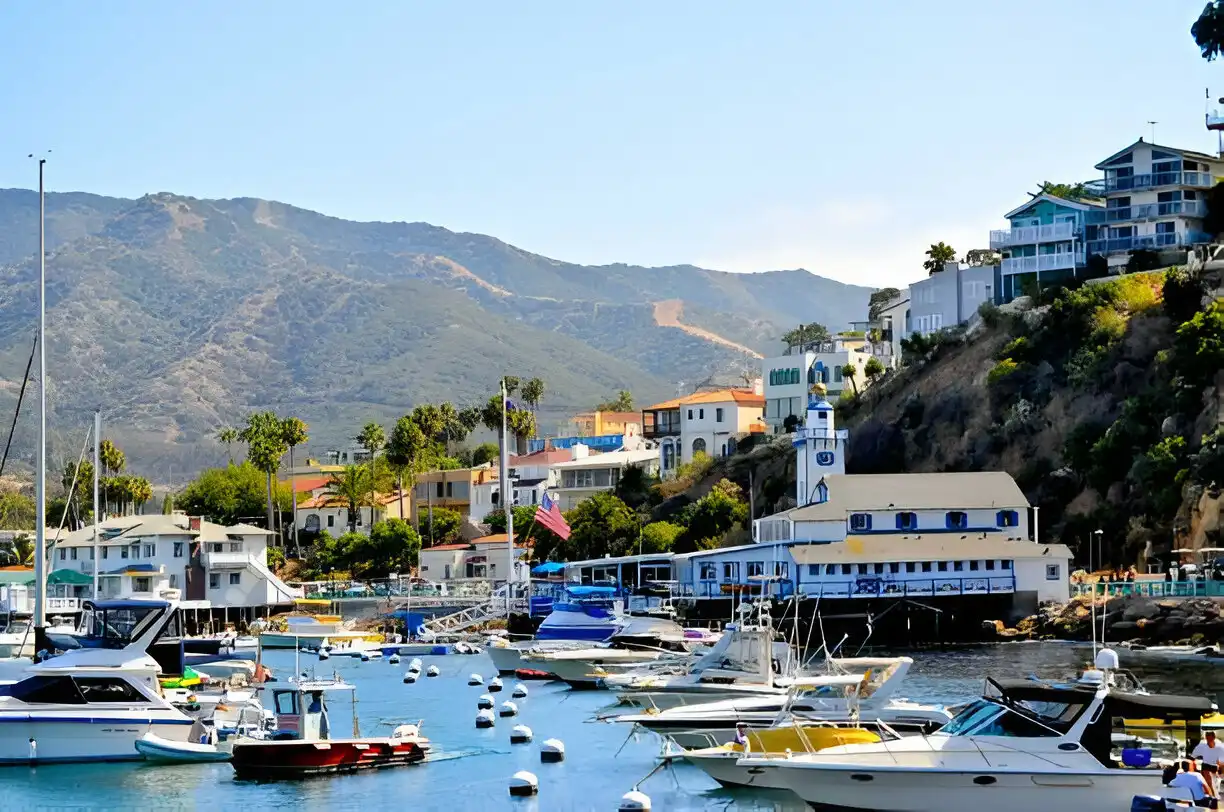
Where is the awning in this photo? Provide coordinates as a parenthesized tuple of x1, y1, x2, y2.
(532, 562, 565, 575)
(47, 569, 94, 586)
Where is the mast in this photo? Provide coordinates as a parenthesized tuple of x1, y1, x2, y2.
(499, 377, 514, 620)
(33, 156, 48, 648)
(92, 410, 100, 599)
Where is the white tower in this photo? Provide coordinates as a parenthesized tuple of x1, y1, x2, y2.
(793, 384, 847, 506)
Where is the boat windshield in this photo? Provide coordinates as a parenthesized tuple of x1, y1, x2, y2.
(936, 698, 1067, 738)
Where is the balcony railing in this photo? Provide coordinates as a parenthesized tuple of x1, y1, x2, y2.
(206, 551, 250, 568)
(1000, 251, 1082, 275)
(989, 221, 1075, 249)
(1072, 579, 1224, 599)
(800, 576, 1016, 598)
(1086, 231, 1210, 254)
(642, 424, 681, 439)
(1104, 200, 1208, 222)
(1103, 171, 1213, 193)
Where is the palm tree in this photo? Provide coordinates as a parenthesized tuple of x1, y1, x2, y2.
(8, 534, 33, 566)
(238, 411, 289, 536)
(130, 476, 153, 514)
(923, 242, 957, 276)
(325, 465, 373, 533)
(216, 426, 239, 463)
(386, 416, 433, 523)
(521, 378, 545, 415)
(841, 364, 859, 397)
(864, 357, 886, 385)
(98, 439, 126, 519)
(357, 422, 386, 527)
(437, 402, 470, 453)
(280, 417, 309, 555)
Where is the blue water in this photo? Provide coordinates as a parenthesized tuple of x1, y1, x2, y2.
(5, 643, 1221, 811)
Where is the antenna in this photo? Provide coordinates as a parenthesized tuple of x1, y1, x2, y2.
(1147, 120, 1158, 143)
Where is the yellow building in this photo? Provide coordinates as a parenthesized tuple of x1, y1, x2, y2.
(569, 410, 642, 437)
(411, 466, 499, 525)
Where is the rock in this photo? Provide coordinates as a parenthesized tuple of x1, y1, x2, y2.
(1108, 620, 1139, 636)
(1161, 416, 1179, 437)
(1122, 598, 1161, 622)
(1000, 295, 1034, 314)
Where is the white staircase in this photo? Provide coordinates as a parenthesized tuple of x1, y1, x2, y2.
(247, 555, 304, 602)
(416, 596, 530, 639)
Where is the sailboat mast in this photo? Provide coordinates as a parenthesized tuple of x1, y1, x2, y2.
(33, 157, 48, 641)
(499, 377, 514, 621)
(92, 410, 100, 599)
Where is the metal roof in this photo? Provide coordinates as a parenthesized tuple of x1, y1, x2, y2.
(780, 472, 1029, 522)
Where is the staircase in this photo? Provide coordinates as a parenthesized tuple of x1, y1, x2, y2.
(417, 596, 530, 639)
(246, 555, 305, 602)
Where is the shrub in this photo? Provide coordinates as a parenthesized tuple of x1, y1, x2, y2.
(987, 358, 1021, 385)
(1162, 267, 1207, 324)
(1173, 302, 1224, 387)
(1126, 248, 1161, 273)
(977, 300, 1001, 328)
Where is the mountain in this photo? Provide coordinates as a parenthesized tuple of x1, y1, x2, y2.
(0, 189, 873, 479)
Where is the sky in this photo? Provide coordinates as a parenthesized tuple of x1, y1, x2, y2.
(1, 1, 1222, 289)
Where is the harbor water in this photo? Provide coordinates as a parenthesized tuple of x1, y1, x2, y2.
(6, 642, 1224, 811)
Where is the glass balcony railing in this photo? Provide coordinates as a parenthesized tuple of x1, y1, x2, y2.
(989, 220, 1075, 249)
(1103, 171, 1213, 193)
(1104, 200, 1207, 222)
(1085, 231, 1209, 254)
(1000, 252, 1081, 275)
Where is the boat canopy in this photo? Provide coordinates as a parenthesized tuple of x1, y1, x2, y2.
(565, 585, 617, 597)
(1106, 690, 1217, 719)
(780, 674, 869, 689)
(531, 562, 566, 575)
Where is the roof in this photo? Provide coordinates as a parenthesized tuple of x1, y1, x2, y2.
(421, 543, 470, 552)
(104, 563, 162, 575)
(550, 447, 660, 471)
(54, 515, 266, 548)
(1095, 138, 1221, 169)
(226, 523, 274, 536)
(280, 474, 333, 493)
(510, 450, 573, 466)
(1003, 193, 1102, 219)
(470, 535, 511, 545)
(679, 389, 764, 407)
(589, 411, 641, 423)
(789, 537, 1072, 565)
(779, 472, 1029, 522)
(643, 396, 686, 412)
(298, 495, 346, 509)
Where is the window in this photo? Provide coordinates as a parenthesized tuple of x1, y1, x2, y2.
(229, 573, 241, 585)
(435, 482, 444, 498)
(356, 510, 363, 527)
(937, 562, 949, 572)
(715, 408, 724, 423)
(76, 677, 147, 703)
(895, 512, 918, 531)
(747, 562, 765, 578)
(327, 514, 335, 528)
(6, 675, 86, 704)
(873, 563, 884, 574)
(143, 544, 155, 558)
(102, 547, 109, 560)
(922, 562, 932, 572)
(173, 542, 183, 558)
(121, 547, 129, 559)
(132, 577, 151, 593)
(857, 564, 868, 575)
(889, 563, 900, 574)
(833, 366, 843, 382)
(209, 573, 220, 590)
(849, 513, 871, 531)
(446, 481, 454, 498)
(699, 563, 717, 580)
(841, 564, 852, 575)
(1046, 564, 1061, 581)
(692, 438, 707, 456)
(1002, 560, 1013, 570)
(210, 543, 223, 554)
(986, 560, 996, 571)
(996, 510, 1019, 528)
(774, 562, 788, 577)
(905, 562, 916, 573)
(808, 564, 820, 576)
(825, 564, 837, 576)
(169, 574, 177, 588)
(953, 561, 964, 572)
(1156, 221, 1175, 234)
(687, 409, 693, 420)
(722, 562, 738, 581)
(59, 549, 66, 561)
(945, 511, 968, 530)
(969, 560, 979, 571)
(68, 547, 78, 560)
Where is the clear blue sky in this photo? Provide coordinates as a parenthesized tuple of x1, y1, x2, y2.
(1, 1, 1220, 288)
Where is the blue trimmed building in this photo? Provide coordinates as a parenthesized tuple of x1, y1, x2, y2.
(990, 193, 1105, 303)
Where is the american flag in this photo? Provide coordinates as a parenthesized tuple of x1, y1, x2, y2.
(534, 491, 571, 540)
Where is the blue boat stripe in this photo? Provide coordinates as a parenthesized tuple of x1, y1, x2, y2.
(0, 717, 194, 725)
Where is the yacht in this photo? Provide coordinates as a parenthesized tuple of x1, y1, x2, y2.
(0, 599, 201, 764)
(741, 649, 1216, 812)
(614, 657, 951, 748)
(534, 586, 623, 642)
(517, 617, 701, 688)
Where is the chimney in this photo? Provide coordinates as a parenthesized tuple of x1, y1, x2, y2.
(751, 377, 763, 395)
(570, 443, 590, 461)
(188, 516, 201, 531)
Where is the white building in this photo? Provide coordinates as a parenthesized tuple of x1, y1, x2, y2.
(677, 389, 765, 465)
(296, 491, 407, 536)
(762, 339, 874, 431)
(549, 444, 661, 512)
(468, 449, 570, 525)
(907, 261, 998, 337)
(52, 514, 302, 607)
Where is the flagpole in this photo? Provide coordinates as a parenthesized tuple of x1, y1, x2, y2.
(499, 378, 514, 620)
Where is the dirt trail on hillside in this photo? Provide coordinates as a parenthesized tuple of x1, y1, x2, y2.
(652, 299, 763, 358)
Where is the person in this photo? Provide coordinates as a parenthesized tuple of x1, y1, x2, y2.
(1195, 732, 1224, 791)
(1169, 760, 1216, 807)
(733, 723, 750, 752)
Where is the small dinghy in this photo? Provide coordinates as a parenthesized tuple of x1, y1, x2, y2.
(135, 731, 231, 764)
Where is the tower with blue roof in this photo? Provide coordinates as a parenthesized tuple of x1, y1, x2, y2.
(793, 383, 847, 506)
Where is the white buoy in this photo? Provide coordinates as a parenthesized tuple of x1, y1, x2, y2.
(426, 665, 440, 677)
(27, 738, 36, 762)
(476, 708, 496, 728)
(499, 700, 518, 717)
(510, 725, 533, 744)
(403, 671, 418, 684)
(508, 771, 538, 797)
(540, 738, 565, 763)
(619, 790, 651, 811)
(389, 654, 400, 665)
(478, 694, 495, 710)
(489, 677, 503, 692)
(408, 658, 422, 673)
(512, 683, 528, 698)
(468, 673, 484, 686)
(318, 649, 330, 661)
(360, 651, 371, 662)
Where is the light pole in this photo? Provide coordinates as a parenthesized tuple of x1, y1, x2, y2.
(31, 153, 49, 656)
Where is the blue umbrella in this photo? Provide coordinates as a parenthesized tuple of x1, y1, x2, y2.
(531, 562, 565, 575)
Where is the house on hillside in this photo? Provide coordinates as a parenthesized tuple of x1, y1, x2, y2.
(761, 339, 873, 431)
(907, 261, 998, 336)
(677, 389, 765, 464)
(468, 449, 569, 525)
(297, 490, 409, 536)
(411, 466, 498, 526)
(549, 445, 660, 511)
(569, 410, 642, 438)
(418, 536, 531, 583)
(990, 193, 1105, 302)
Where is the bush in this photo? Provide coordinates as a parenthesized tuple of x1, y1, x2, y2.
(987, 358, 1021, 385)
(1162, 267, 1207, 324)
(266, 546, 286, 572)
(1127, 249, 1161, 274)
(1173, 302, 1224, 388)
(977, 300, 1001, 328)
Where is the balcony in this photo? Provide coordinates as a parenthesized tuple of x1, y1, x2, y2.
(1104, 200, 1208, 223)
(1103, 171, 1213, 193)
(206, 551, 250, 569)
(989, 220, 1075, 249)
(999, 251, 1082, 275)
(1086, 231, 1210, 255)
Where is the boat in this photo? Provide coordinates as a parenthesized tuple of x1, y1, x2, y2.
(259, 615, 382, 650)
(534, 586, 623, 642)
(615, 661, 952, 748)
(740, 648, 1218, 812)
(0, 599, 201, 764)
(135, 731, 231, 764)
(487, 638, 589, 675)
(517, 617, 703, 688)
(380, 642, 450, 657)
(229, 677, 429, 779)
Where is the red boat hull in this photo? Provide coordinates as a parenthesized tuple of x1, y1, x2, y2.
(231, 738, 426, 780)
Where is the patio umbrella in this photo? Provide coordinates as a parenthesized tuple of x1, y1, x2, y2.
(531, 562, 565, 576)
(46, 569, 94, 586)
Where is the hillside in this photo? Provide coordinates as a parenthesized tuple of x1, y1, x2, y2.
(0, 189, 872, 477)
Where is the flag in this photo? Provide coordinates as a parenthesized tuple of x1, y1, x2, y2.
(534, 492, 571, 541)
(504, 398, 520, 412)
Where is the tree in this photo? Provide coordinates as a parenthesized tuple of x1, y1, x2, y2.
(782, 414, 801, 433)
(385, 416, 433, 523)
(1163, 267, 1208, 324)
(470, 442, 500, 467)
(436, 402, 471, 451)
(238, 411, 289, 535)
(357, 519, 422, 577)
(98, 439, 126, 519)
(562, 492, 638, 561)
(325, 465, 374, 534)
(418, 506, 463, 547)
(841, 364, 859, 396)
(481, 393, 536, 456)
(867, 288, 901, 321)
(457, 406, 482, 434)
(521, 378, 546, 414)
(1039, 181, 1091, 201)
(61, 460, 94, 529)
(177, 462, 293, 526)
(1193, 1, 1224, 61)
(640, 521, 683, 554)
(216, 427, 239, 463)
(1175, 301, 1224, 388)
(357, 422, 386, 527)
(596, 390, 634, 412)
(502, 376, 521, 396)
(279, 417, 309, 552)
(0, 491, 35, 531)
(675, 479, 748, 553)
(781, 323, 831, 353)
(161, 493, 174, 515)
(864, 357, 886, 384)
(129, 477, 153, 514)
(963, 249, 1001, 267)
(923, 242, 956, 275)
(614, 463, 657, 510)
(6, 533, 33, 566)
(1204, 182, 1224, 237)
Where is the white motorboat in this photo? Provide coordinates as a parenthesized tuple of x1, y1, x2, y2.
(741, 649, 1217, 812)
(0, 599, 200, 764)
(135, 731, 231, 763)
(487, 638, 589, 674)
(518, 617, 701, 688)
(614, 658, 952, 748)
(191, 659, 258, 683)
